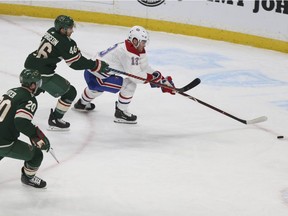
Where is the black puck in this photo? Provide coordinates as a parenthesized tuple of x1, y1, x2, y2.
(277, 136, 284, 139)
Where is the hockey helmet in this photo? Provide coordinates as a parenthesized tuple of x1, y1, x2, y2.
(54, 15, 74, 31)
(128, 26, 149, 45)
(20, 69, 42, 90)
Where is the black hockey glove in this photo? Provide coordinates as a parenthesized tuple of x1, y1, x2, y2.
(33, 88, 45, 96)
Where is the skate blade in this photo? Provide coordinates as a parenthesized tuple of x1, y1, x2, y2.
(21, 183, 47, 190)
(21, 183, 47, 189)
(47, 126, 70, 131)
(72, 107, 94, 112)
(114, 118, 137, 124)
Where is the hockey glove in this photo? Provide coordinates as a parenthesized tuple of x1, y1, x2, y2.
(161, 76, 176, 95)
(34, 88, 45, 96)
(146, 71, 163, 87)
(92, 59, 110, 73)
(30, 126, 50, 152)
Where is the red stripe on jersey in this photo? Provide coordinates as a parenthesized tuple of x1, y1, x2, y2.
(96, 78, 122, 90)
(91, 59, 101, 72)
(15, 109, 33, 119)
(66, 53, 81, 64)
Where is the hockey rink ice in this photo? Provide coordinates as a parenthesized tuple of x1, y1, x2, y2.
(0, 15, 288, 216)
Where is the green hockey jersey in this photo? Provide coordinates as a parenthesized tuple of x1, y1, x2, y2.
(24, 27, 96, 75)
(0, 87, 38, 145)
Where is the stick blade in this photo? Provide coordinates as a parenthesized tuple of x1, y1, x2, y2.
(178, 78, 201, 92)
(246, 116, 268, 124)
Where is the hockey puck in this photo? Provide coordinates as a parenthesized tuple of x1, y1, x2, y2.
(277, 136, 284, 139)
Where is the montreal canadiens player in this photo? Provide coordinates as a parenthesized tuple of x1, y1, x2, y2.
(74, 26, 175, 124)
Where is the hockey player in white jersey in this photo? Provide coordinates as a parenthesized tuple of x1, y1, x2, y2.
(74, 26, 175, 124)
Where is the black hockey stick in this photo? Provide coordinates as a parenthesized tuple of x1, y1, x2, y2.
(109, 68, 266, 124)
(109, 68, 200, 93)
(178, 91, 267, 125)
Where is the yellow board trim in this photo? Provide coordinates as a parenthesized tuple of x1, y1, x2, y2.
(0, 3, 287, 53)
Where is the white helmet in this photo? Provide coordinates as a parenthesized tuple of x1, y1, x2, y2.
(128, 26, 149, 46)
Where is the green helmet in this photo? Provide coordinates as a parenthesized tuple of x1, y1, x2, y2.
(20, 69, 42, 89)
(54, 15, 74, 31)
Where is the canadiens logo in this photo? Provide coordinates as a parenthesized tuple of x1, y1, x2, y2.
(137, 0, 165, 7)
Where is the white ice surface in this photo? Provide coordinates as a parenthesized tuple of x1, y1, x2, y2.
(0, 15, 288, 216)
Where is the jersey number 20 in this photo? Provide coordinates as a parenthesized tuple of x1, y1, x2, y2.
(0, 97, 11, 122)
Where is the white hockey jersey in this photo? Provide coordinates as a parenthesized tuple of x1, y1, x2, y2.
(95, 40, 155, 84)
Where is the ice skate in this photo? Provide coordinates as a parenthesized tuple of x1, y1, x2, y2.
(114, 102, 137, 124)
(21, 167, 46, 188)
(48, 109, 70, 131)
(73, 99, 95, 112)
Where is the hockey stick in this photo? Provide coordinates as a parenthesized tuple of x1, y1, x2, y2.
(49, 147, 59, 164)
(109, 68, 201, 93)
(109, 68, 266, 124)
(178, 91, 267, 125)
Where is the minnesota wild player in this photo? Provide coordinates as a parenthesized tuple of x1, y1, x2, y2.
(0, 69, 50, 188)
(24, 15, 110, 130)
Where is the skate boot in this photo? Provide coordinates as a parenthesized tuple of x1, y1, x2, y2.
(114, 102, 137, 124)
(73, 99, 95, 112)
(21, 167, 47, 188)
(48, 109, 70, 131)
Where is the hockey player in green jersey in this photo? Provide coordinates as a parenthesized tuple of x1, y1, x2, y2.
(0, 69, 50, 188)
(25, 15, 110, 130)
